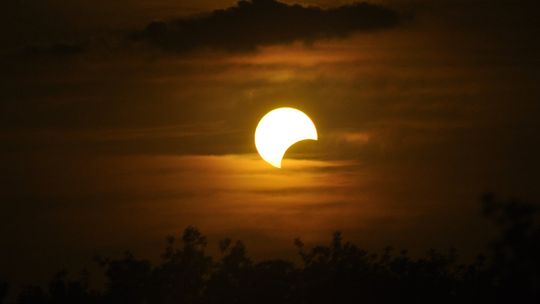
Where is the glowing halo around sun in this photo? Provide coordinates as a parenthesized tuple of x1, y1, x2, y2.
(255, 107, 318, 168)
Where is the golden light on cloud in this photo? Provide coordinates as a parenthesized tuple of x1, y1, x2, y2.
(255, 107, 318, 168)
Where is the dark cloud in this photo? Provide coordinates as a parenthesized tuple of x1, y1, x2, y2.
(0, 43, 84, 65)
(134, 0, 399, 52)
(18, 43, 84, 58)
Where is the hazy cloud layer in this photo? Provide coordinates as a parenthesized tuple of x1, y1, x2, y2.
(134, 0, 399, 52)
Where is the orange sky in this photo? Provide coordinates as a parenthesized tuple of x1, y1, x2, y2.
(1, 0, 540, 290)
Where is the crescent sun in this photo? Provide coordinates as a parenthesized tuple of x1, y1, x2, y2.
(255, 107, 318, 168)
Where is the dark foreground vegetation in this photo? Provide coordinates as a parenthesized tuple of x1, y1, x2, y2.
(2, 194, 539, 304)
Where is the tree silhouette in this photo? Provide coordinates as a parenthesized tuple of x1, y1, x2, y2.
(8, 195, 540, 304)
(0, 281, 7, 304)
(16, 286, 47, 304)
(96, 252, 152, 304)
(482, 194, 540, 303)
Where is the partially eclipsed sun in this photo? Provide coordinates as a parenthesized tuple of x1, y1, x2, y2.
(255, 107, 318, 168)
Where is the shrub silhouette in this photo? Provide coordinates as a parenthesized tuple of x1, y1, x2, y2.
(481, 194, 540, 303)
(0, 281, 7, 304)
(6, 195, 540, 304)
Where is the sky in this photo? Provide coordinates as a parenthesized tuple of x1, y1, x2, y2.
(1, 0, 540, 289)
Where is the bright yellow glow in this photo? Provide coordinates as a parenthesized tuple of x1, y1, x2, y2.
(255, 107, 318, 168)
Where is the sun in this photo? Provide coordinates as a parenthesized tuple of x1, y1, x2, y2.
(255, 107, 318, 168)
